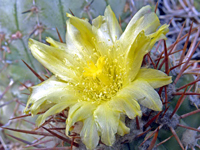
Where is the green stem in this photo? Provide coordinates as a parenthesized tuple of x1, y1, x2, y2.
(58, 0, 66, 39)
(14, 0, 36, 71)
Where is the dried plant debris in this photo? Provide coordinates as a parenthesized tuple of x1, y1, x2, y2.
(158, 0, 200, 61)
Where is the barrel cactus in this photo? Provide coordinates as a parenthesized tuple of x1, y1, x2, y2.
(0, 0, 200, 150)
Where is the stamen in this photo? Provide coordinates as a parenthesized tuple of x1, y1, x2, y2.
(77, 56, 125, 102)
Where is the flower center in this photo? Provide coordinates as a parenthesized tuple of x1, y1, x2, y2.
(76, 56, 125, 102)
(83, 57, 105, 79)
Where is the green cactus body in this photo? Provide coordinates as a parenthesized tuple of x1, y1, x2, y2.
(0, 0, 200, 150)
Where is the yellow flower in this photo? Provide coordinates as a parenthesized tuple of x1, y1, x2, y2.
(24, 5, 172, 149)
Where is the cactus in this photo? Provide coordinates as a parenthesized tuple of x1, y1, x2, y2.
(0, 0, 200, 150)
(0, 0, 126, 148)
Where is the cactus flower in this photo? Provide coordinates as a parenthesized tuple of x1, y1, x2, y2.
(24, 5, 172, 149)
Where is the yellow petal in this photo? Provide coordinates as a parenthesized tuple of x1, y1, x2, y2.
(109, 97, 142, 119)
(125, 31, 151, 83)
(92, 5, 122, 43)
(119, 80, 162, 111)
(46, 37, 67, 50)
(24, 76, 78, 115)
(67, 5, 122, 58)
(29, 39, 82, 83)
(91, 16, 110, 56)
(104, 6, 122, 41)
(136, 68, 172, 89)
(66, 102, 97, 135)
(124, 5, 151, 29)
(65, 21, 89, 60)
(149, 24, 169, 49)
(46, 36, 87, 68)
(36, 101, 75, 126)
(66, 13, 93, 38)
(94, 103, 120, 146)
(66, 14, 97, 61)
(80, 117, 99, 150)
(65, 102, 83, 135)
(120, 5, 160, 53)
(92, 6, 122, 56)
(117, 120, 130, 136)
(29, 101, 54, 117)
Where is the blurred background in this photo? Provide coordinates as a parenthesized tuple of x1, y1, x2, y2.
(0, 0, 200, 149)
